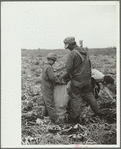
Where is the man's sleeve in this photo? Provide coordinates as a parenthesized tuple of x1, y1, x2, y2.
(60, 52, 74, 80)
(47, 66, 56, 83)
(66, 52, 74, 74)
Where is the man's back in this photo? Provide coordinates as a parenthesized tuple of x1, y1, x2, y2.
(66, 46, 91, 87)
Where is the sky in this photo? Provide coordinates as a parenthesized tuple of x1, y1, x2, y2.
(19, 2, 119, 49)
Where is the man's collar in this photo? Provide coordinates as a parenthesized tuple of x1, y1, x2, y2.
(72, 45, 78, 50)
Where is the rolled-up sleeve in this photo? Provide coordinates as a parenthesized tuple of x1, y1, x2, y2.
(60, 52, 74, 80)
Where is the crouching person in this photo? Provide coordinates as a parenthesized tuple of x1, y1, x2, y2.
(91, 68, 115, 101)
(41, 53, 61, 123)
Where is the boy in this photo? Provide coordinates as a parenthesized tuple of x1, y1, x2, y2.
(41, 53, 61, 123)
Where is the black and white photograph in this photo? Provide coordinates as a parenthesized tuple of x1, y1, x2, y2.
(1, 1, 120, 148)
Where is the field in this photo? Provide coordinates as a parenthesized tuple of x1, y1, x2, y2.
(21, 47, 116, 145)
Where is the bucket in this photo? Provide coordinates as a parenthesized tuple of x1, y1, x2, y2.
(54, 85, 68, 121)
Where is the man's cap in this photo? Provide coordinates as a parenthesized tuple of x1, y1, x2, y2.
(63, 37, 75, 48)
(47, 53, 57, 61)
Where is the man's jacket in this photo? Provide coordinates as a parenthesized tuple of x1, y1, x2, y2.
(65, 45, 91, 87)
(41, 63, 56, 89)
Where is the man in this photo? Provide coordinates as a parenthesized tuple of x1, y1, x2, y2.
(59, 37, 102, 122)
(41, 53, 61, 123)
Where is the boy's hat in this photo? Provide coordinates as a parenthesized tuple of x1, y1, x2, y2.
(63, 37, 75, 48)
(47, 53, 57, 61)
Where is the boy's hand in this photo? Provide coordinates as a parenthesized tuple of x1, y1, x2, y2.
(59, 73, 66, 80)
(55, 78, 61, 84)
(61, 80, 67, 85)
(55, 78, 67, 85)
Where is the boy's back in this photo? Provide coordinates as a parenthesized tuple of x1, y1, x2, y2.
(91, 69, 104, 81)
